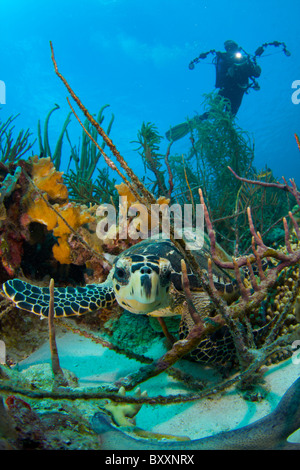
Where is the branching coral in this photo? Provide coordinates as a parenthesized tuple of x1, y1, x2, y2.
(37, 102, 118, 205)
(65, 167, 118, 206)
(63, 105, 118, 205)
(37, 104, 71, 170)
(0, 113, 35, 164)
(68, 104, 115, 181)
(131, 122, 168, 197)
(48, 278, 68, 387)
(295, 133, 300, 152)
(113, 220, 299, 394)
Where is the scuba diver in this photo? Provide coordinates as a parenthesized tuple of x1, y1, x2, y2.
(166, 40, 291, 142)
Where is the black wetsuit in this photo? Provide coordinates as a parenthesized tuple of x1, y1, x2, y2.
(165, 48, 262, 141)
(214, 51, 261, 115)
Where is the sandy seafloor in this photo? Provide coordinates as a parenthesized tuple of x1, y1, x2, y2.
(16, 330, 300, 446)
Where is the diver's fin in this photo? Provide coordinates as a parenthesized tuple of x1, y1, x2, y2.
(165, 114, 208, 142)
(165, 122, 190, 142)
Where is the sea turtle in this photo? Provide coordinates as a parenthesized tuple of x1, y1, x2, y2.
(2, 236, 242, 365)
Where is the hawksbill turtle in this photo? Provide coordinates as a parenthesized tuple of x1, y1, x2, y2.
(2, 236, 244, 365)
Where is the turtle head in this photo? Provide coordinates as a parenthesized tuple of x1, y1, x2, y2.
(112, 254, 172, 314)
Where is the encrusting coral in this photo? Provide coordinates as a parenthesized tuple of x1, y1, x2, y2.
(52, 205, 93, 265)
(29, 156, 68, 202)
(21, 156, 96, 265)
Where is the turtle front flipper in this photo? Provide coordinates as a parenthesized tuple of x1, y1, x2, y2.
(2, 278, 115, 318)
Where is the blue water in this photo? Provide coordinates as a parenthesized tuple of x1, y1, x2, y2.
(0, 0, 299, 183)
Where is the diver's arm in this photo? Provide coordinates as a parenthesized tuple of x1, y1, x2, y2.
(251, 62, 261, 78)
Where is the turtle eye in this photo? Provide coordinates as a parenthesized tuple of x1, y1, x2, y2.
(114, 266, 130, 285)
(165, 270, 171, 279)
(116, 268, 125, 279)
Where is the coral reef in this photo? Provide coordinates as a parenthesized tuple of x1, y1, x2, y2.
(0, 44, 300, 451)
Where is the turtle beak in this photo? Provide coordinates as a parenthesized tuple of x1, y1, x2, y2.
(140, 274, 153, 299)
(136, 268, 160, 304)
